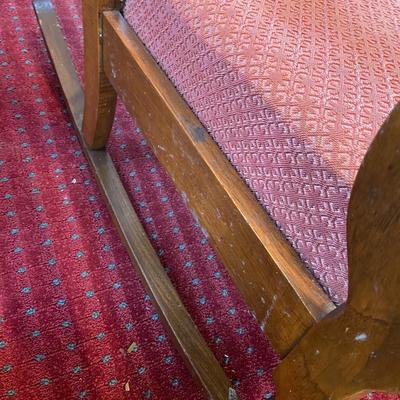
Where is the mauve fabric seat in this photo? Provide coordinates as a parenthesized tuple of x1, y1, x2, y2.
(123, 0, 400, 304)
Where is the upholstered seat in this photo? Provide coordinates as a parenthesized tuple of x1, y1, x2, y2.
(124, 0, 400, 304)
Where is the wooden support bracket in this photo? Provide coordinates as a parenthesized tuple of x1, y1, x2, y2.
(274, 104, 400, 399)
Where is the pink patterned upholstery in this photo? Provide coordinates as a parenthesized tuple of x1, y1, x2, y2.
(123, 0, 400, 304)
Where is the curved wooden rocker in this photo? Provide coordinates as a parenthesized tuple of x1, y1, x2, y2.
(33, 1, 235, 399)
(33, 0, 400, 398)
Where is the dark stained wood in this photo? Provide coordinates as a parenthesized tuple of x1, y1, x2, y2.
(33, 0, 400, 396)
(81, 0, 118, 149)
(274, 104, 400, 399)
(33, 1, 84, 131)
(33, 2, 237, 399)
(102, 10, 335, 356)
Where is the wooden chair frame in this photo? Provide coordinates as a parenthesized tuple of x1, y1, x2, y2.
(33, 1, 400, 398)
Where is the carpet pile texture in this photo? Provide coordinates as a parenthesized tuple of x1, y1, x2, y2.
(0, 1, 397, 399)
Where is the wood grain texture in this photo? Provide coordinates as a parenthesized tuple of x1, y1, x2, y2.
(81, 0, 119, 149)
(33, 2, 236, 399)
(274, 104, 400, 399)
(102, 10, 335, 356)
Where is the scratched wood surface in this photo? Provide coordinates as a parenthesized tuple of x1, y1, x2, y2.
(102, 10, 335, 356)
(33, 1, 400, 397)
(33, 2, 236, 398)
(274, 104, 400, 399)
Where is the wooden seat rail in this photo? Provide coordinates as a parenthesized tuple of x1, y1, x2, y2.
(33, 0, 400, 398)
(100, 9, 335, 357)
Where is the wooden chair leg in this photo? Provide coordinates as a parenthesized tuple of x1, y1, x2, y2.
(274, 104, 400, 399)
(33, 2, 236, 398)
(82, 0, 119, 149)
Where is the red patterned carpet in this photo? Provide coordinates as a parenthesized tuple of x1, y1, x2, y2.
(0, 1, 397, 399)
